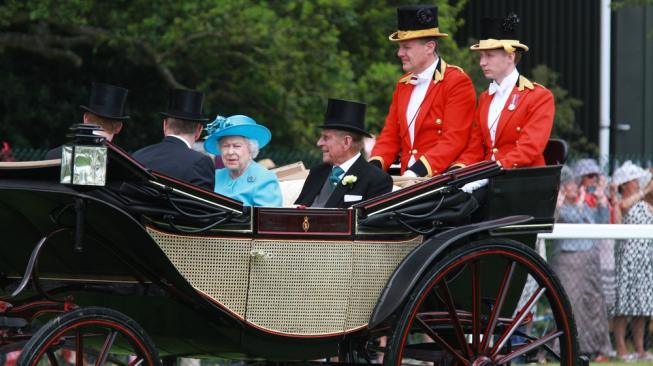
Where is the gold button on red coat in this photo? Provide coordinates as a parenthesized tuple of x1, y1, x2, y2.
(437, 130, 442, 135)
(436, 118, 442, 125)
(492, 147, 498, 153)
(411, 149, 418, 154)
(516, 126, 521, 132)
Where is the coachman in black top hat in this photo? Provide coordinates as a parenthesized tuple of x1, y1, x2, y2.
(295, 98, 392, 209)
(369, 4, 476, 178)
(132, 88, 215, 190)
(44, 82, 130, 159)
(452, 13, 556, 170)
(470, 13, 529, 53)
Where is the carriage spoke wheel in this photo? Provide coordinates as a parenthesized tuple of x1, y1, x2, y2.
(17, 307, 159, 366)
(385, 240, 578, 366)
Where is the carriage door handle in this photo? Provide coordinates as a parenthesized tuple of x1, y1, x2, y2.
(616, 123, 631, 132)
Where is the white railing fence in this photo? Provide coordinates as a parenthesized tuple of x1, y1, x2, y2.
(538, 224, 653, 240)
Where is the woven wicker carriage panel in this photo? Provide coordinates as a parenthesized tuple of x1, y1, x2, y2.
(345, 237, 422, 329)
(247, 240, 354, 335)
(145, 227, 251, 316)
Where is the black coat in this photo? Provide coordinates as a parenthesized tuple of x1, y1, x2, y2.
(295, 155, 393, 208)
(44, 146, 62, 160)
(132, 136, 215, 191)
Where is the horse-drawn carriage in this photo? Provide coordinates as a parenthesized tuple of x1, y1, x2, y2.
(0, 129, 581, 365)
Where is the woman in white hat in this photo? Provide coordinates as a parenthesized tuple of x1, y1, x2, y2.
(203, 115, 282, 207)
(610, 161, 653, 361)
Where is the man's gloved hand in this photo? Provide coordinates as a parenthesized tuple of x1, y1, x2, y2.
(402, 169, 418, 178)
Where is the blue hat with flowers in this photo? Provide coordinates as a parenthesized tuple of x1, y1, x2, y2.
(203, 115, 272, 156)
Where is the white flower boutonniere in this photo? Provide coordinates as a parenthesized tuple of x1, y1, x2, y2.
(341, 175, 358, 188)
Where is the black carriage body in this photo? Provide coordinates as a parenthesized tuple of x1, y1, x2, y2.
(0, 142, 566, 362)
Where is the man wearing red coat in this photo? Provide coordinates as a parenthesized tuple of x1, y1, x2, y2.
(369, 5, 476, 178)
(454, 14, 554, 170)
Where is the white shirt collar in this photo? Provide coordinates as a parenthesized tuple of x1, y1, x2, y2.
(336, 152, 361, 176)
(488, 68, 519, 95)
(168, 134, 192, 149)
(413, 57, 439, 83)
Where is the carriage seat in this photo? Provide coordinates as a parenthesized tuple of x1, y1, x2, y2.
(543, 138, 569, 165)
(481, 139, 567, 236)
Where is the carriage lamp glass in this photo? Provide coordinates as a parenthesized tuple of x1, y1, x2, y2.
(60, 124, 108, 186)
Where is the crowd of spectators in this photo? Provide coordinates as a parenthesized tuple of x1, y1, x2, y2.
(552, 158, 653, 362)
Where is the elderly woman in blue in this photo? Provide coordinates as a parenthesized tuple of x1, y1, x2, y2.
(204, 115, 282, 207)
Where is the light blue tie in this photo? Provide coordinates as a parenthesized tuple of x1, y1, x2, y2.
(329, 166, 344, 186)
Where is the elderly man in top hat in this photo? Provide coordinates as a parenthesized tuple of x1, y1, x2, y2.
(454, 14, 554, 170)
(369, 4, 476, 178)
(295, 98, 393, 208)
(45, 82, 130, 160)
(132, 89, 215, 190)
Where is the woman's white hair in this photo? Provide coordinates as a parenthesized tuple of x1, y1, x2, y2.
(217, 136, 259, 159)
(248, 139, 260, 159)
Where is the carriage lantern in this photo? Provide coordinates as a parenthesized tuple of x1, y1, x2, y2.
(60, 124, 108, 186)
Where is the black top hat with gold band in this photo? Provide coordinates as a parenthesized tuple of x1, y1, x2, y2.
(389, 5, 448, 42)
(470, 13, 529, 53)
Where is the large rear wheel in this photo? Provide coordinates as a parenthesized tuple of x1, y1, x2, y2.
(17, 306, 159, 366)
(384, 239, 578, 366)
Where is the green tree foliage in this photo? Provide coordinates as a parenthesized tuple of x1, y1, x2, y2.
(0, 0, 585, 160)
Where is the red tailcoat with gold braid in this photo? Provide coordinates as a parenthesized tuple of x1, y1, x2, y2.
(455, 75, 554, 169)
(369, 59, 476, 177)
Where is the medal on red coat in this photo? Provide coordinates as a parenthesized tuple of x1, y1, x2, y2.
(508, 94, 519, 111)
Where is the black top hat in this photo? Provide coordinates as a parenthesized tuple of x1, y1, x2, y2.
(480, 15, 519, 40)
(318, 98, 370, 137)
(389, 5, 448, 41)
(160, 89, 210, 122)
(470, 13, 529, 52)
(79, 82, 130, 120)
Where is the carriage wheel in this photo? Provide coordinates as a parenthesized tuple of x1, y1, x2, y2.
(17, 306, 159, 366)
(384, 239, 578, 366)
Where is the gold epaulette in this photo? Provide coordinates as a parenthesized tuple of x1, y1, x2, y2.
(398, 73, 413, 84)
(518, 75, 535, 91)
(446, 64, 465, 73)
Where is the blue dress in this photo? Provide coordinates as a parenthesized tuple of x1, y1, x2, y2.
(214, 161, 282, 207)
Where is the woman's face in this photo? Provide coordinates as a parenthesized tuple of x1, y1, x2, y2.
(619, 179, 640, 197)
(580, 173, 599, 188)
(219, 136, 251, 173)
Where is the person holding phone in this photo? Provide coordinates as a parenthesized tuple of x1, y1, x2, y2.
(573, 159, 610, 218)
(552, 165, 612, 361)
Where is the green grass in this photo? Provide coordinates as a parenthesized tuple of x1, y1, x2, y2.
(544, 361, 651, 366)
(591, 363, 652, 366)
